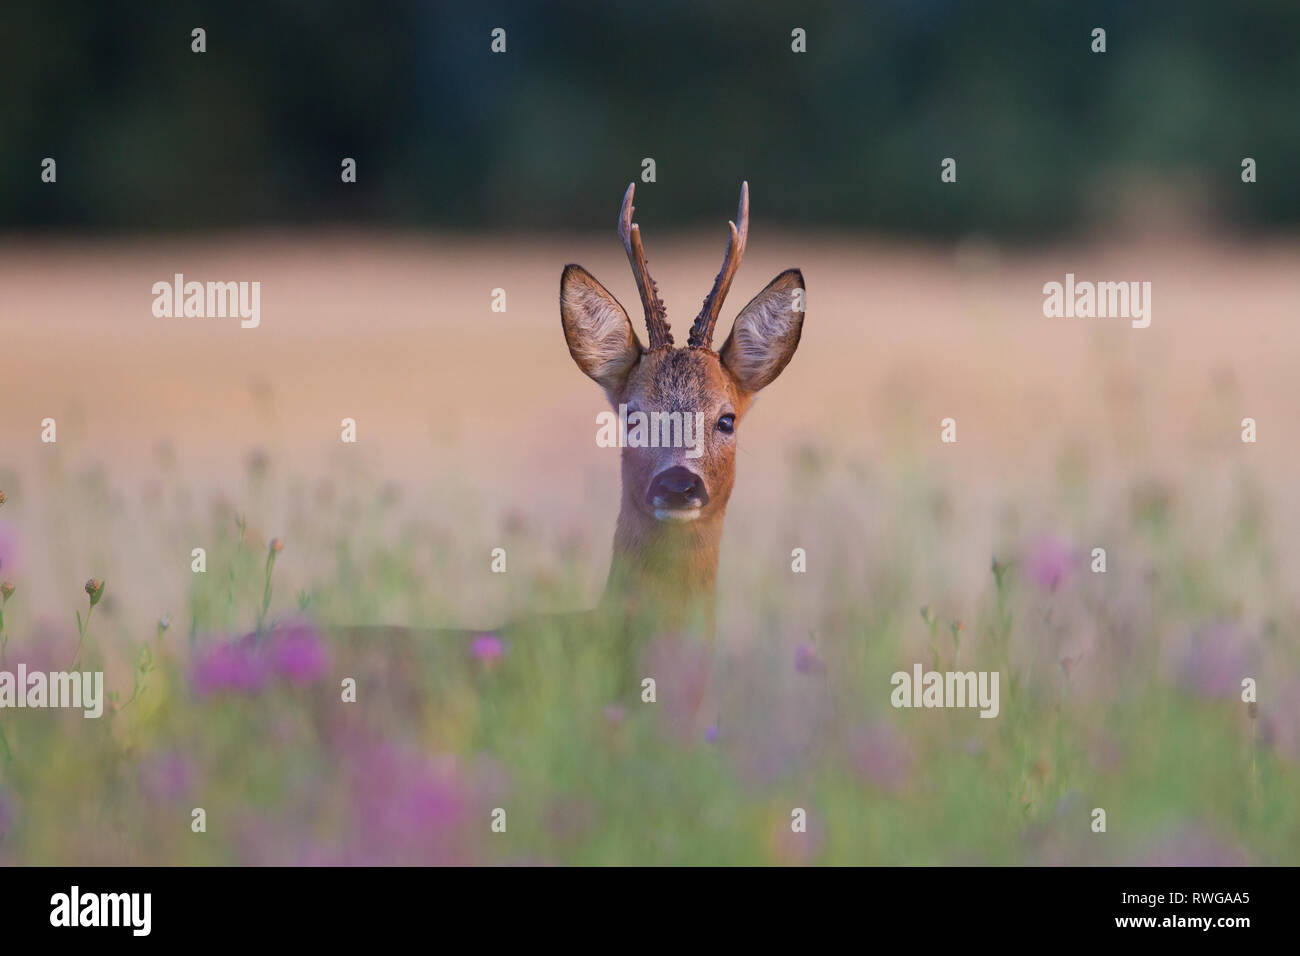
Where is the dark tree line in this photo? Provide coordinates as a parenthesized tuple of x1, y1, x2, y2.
(4, 0, 1296, 238)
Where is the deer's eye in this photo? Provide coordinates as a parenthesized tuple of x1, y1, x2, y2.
(716, 414, 735, 434)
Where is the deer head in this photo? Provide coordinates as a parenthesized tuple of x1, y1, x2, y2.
(560, 183, 805, 553)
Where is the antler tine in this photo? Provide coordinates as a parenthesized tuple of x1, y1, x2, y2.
(688, 181, 750, 350)
(618, 183, 673, 350)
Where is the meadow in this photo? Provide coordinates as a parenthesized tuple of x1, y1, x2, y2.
(0, 231, 1297, 865)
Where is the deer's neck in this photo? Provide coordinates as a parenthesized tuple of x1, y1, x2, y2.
(600, 505, 723, 636)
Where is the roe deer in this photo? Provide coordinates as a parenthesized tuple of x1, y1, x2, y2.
(553, 182, 805, 698)
(344, 183, 805, 713)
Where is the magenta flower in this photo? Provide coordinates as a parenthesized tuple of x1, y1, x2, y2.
(192, 636, 267, 695)
(704, 722, 720, 743)
(270, 623, 329, 685)
(1025, 534, 1076, 592)
(193, 623, 332, 696)
(344, 742, 471, 865)
(794, 642, 825, 675)
(470, 632, 504, 663)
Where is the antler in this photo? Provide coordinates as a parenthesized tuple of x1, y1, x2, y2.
(618, 183, 673, 350)
(687, 181, 749, 350)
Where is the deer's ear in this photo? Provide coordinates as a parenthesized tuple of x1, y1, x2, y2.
(561, 265, 643, 393)
(719, 268, 805, 393)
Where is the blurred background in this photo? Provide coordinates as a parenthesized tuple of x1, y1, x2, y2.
(4, 0, 1300, 236)
(0, 0, 1297, 865)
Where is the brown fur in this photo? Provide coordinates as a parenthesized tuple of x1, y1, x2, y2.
(561, 260, 805, 642)
(342, 189, 806, 714)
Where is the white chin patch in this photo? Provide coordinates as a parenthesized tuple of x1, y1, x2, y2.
(654, 507, 701, 523)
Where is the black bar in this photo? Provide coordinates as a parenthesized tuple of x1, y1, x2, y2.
(0, 866, 1278, 942)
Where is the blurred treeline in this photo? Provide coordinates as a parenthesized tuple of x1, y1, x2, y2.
(3, 0, 1297, 237)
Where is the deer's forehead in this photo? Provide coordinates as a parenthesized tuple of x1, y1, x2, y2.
(627, 349, 735, 409)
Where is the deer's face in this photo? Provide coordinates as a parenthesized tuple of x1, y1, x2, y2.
(616, 347, 745, 523)
(560, 183, 804, 526)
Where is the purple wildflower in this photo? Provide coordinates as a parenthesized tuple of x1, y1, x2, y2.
(270, 622, 329, 685)
(794, 642, 825, 675)
(1025, 534, 1076, 592)
(192, 636, 268, 695)
(470, 632, 504, 663)
(344, 742, 471, 865)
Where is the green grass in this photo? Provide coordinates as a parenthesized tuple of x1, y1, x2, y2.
(0, 451, 1296, 866)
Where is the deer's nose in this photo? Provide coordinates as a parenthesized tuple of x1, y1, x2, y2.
(648, 466, 709, 510)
